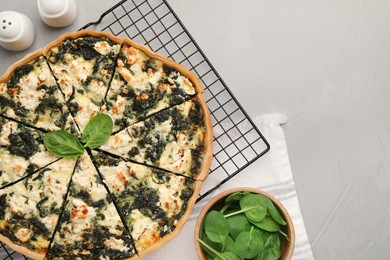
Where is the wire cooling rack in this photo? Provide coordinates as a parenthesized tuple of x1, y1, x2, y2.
(1, 0, 269, 258)
(80, 0, 270, 200)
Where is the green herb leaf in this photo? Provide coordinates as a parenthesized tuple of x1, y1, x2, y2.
(225, 191, 251, 203)
(43, 130, 84, 158)
(255, 232, 282, 260)
(81, 114, 113, 149)
(199, 192, 286, 260)
(220, 202, 232, 214)
(215, 252, 241, 260)
(205, 210, 230, 244)
(266, 199, 287, 225)
(227, 214, 251, 239)
(199, 235, 223, 258)
(250, 215, 281, 232)
(222, 202, 241, 215)
(198, 238, 224, 259)
(239, 194, 268, 222)
(234, 227, 264, 259)
(223, 235, 236, 253)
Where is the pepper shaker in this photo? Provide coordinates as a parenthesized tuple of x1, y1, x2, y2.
(38, 0, 77, 28)
(0, 11, 35, 51)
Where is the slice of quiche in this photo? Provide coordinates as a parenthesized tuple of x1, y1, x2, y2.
(0, 158, 76, 260)
(92, 151, 200, 257)
(0, 117, 58, 189)
(100, 96, 213, 180)
(104, 38, 203, 133)
(47, 152, 137, 259)
(43, 31, 123, 132)
(0, 52, 78, 135)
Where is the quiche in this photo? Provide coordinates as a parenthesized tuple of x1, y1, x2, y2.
(0, 117, 58, 189)
(101, 97, 209, 180)
(43, 31, 123, 132)
(92, 151, 200, 257)
(0, 30, 213, 259)
(0, 158, 76, 259)
(0, 52, 78, 135)
(47, 152, 136, 259)
(104, 38, 202, 133)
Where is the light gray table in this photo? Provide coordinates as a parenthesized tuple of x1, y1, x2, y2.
(1, 0, 390, 259)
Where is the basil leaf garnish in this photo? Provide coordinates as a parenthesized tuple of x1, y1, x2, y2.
(81, 113, 113, 149)
(43, 130, 84, 158)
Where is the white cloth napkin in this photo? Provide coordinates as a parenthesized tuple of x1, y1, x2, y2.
(147, 113, 314, 259)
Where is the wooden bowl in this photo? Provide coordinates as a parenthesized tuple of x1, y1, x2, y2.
(194, 187, 295, 260)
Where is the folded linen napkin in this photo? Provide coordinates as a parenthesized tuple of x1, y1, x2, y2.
(142, 113, 314, 259)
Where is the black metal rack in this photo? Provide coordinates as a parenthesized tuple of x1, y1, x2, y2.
(1, 0, 269, 258)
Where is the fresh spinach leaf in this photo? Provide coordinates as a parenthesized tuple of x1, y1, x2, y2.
(200, 235, 223, 258)
(227, 214, 251, 239)
(199, 192, 286, 260)
(225, 191, 251, 203)
(255, 232, 281, 260)
(223, 235, 235, 253)
(220, 202, 232, 214)
(215, 252, 241, 260)
(266, 199, 287, 226)
(222, 203, 241, 215)
(198, 238, 240, 260)
(221, 191, 250, 214)
(250, 215, 280, 232)
(239, 194, 268, 222)
(234, 227, 264, 259)
(43, 130, 84, 158)
(205, 210, 230, 244)
(199, 221, 205, 242)
(81, 113, 113, 149)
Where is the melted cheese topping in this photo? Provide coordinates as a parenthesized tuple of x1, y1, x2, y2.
(94, 41, 120, 56)
(97, 161, 129, 193)
(14, 57, 58, 111)
(30, 150, 58, 169)
(106, 43, 197, 132)
(102, 99, 205, 177)
(0, 120, 57, 188)
(50, 153, 134, 257)
(130, 209, 160, 251)
(101, 128, 134, 156)
(95, 152, 193, 252)
(147, 175, 187, 216)
(0, 56, 77, 133)
(0, 152, 30, 185)
(0, 121, 17, 146)
(51, 55, 93, 100)
(0, 158, 75, 251)
(47, 40, 121, 133)
(159, 144, 193, 174)
(72, 94, 101, 131)
(15, 228, 32, 242)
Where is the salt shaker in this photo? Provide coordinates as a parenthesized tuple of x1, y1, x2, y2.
(38, 0, 77, 28)
(0, 11, 35, 51)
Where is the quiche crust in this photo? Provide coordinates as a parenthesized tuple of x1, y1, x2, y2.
(0, 234, 45, 260)
(0, 29, 213, 259)
(0, 49, 43, 84)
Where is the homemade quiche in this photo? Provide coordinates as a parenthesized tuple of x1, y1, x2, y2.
(0, 30, 213, 259)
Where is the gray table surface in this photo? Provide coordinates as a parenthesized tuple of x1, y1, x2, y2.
(1, 0, 390, 259)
